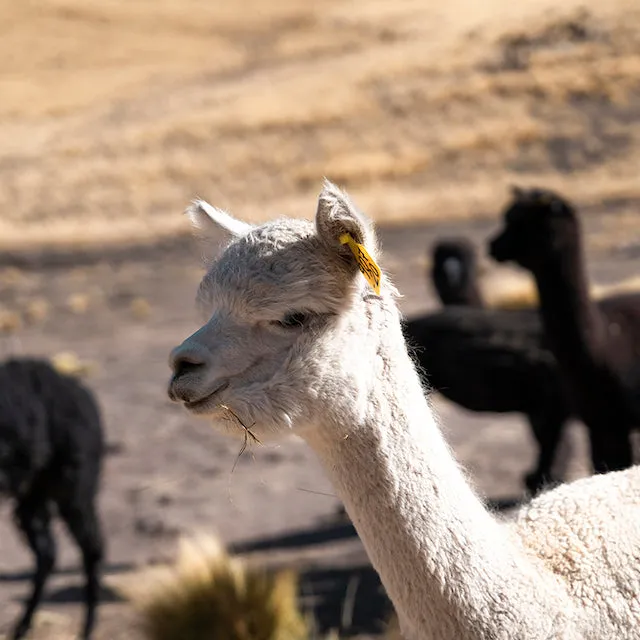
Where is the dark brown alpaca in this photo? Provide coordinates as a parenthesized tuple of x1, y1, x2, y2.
(489, 187, 640, 474)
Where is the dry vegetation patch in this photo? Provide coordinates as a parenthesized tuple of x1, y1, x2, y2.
(1, 0, 639, 248)
(120, 534, 311, 640)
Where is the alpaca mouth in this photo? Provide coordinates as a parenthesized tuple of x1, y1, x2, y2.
(184, 381, 229, 413)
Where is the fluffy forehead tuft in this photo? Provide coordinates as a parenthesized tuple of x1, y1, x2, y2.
(198, 217, 352, 317)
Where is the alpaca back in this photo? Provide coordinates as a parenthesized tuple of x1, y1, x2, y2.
(549, 292, 640, 425)
(403, 307, 565, 415)
(510, 465, 640, 638)
(0, 359, 103, 495)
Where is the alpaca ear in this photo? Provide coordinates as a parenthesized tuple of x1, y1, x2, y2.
(315, 179, 377, 258)
(315, 179, 382, 294)
(510, 185, 525, 200)
(186, 199, 254, 257)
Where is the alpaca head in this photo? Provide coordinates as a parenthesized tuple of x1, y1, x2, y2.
(431, 238, 478, 306)
(168, 180, 390, 441)
(489, 187, 580, 272)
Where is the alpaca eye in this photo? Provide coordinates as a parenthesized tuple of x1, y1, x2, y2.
(276, 312, 310, 329)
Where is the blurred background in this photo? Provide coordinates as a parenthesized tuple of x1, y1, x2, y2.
(0, 0, 639, 638)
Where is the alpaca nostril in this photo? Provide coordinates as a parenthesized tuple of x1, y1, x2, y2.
(170, 348, 209, 378)
(174, 359, 205, 377)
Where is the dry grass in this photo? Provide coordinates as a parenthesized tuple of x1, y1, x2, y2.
(130, 297, 152, 320)
(23, 297, 51, 324)
(0, 309, 22, 333)
(481, 272, 540, 310)
(50, 351, 96, 377)
(123, 534, 310, 640)
(66, 293, 91, 314)
(592, 275, 640, 299)
(1, 0, 640, 251)
(480, 272, 640, 310)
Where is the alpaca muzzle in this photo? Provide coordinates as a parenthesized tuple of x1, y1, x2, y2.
(488, 234, 511, 263)
(168, 343, 211, 401)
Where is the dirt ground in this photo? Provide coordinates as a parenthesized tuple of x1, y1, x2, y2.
(0, 207, 638, 639)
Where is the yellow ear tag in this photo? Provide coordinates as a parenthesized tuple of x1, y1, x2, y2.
(339, 233, 381, 295)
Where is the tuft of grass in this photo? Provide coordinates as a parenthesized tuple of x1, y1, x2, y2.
(50, 351, 96, 378)
(66, 293, 91, 315)
(0, 309, 22, 333)
(129, 534, 310, 640)
(130, 297, 152, 320)
(0, 267, 27, 287)
(23, 297, 50, 324)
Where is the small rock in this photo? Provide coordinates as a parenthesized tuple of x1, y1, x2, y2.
(130, 297, 152, 319)
(0, 309, 22, 333)
(23, 298, 50, 324)
(67, 293, 90, 314)
(0, 267, 25, 286)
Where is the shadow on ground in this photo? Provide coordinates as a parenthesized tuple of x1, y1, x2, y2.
(231, 495, 526, 636)
(231, 495, 522, 555)
(0, 562, 133, 609)
(301, 564, 391, 637)
(0, 561, 135, 584)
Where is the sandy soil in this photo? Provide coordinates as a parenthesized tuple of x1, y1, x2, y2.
(1, 0, 640, 250)
(0, 209, 638, 638)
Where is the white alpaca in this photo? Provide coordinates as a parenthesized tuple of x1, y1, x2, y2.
(168, 181, 640, 640)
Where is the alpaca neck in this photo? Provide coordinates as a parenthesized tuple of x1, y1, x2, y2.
(530, 240, 605, 368)
(303, 305, 562, 639)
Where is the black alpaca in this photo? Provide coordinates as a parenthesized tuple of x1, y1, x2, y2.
(403, 302, 571, 494)
(404, 236, 575, 493)
(431, 238, 484, 307)
(0, 359, 104, 639)
(489, 187, 640, 475)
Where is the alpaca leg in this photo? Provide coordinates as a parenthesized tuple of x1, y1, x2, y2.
(525, 412, 566, 494)
(11, 499, 56, 640)
(58, 501, 104, 640)
(588, 424, 633, 475)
